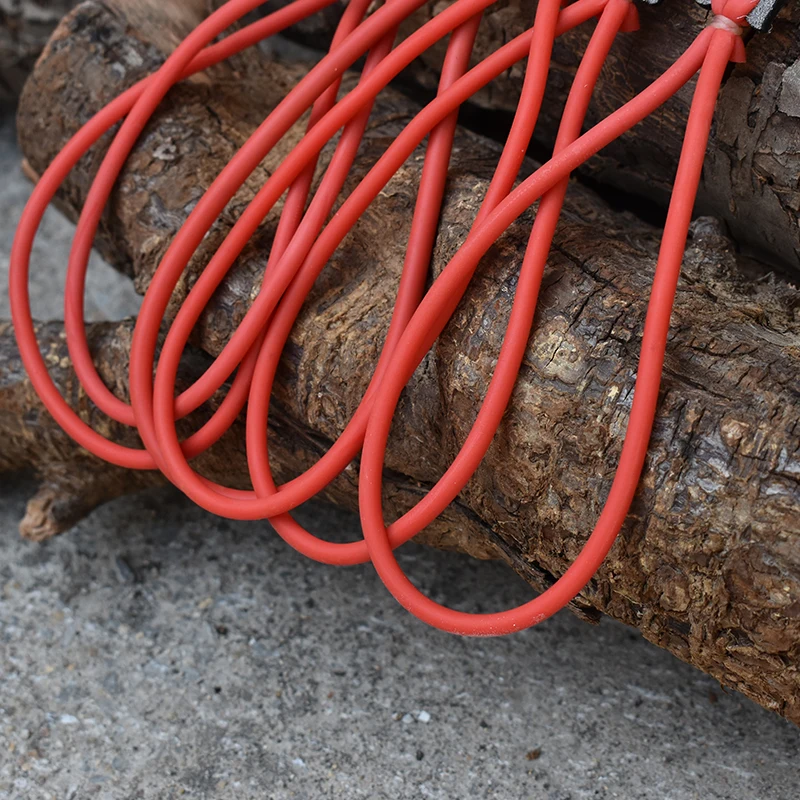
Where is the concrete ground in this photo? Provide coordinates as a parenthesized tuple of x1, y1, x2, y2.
(1, 112, 799, 800)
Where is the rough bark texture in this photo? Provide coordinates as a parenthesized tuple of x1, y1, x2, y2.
(266, 0, 800, 270)
(0, 0, 78, 104)
(3, 0, 800, 723)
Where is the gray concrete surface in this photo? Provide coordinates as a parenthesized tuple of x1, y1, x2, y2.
(1, 111, 799, 800)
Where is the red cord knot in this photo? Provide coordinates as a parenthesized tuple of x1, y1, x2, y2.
(709, 14, 744, 34)
(709, 0, 752, 63)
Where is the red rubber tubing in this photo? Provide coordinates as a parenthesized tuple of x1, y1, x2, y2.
(148, 0, 571, 508)
(9, 0, 606, 469)
(12, 4, 712, 510)
(9, 0, 601, 476)
(143, 25, 715, 520)
(8, 0, 756, 636)
(129, 0, 603, 479)
(358, 27, 740, 635)
(9, 0, 348, 463)
(147, 0, 563, 504)
(244, 14, 486, 555)
(244, 0, 560, 565)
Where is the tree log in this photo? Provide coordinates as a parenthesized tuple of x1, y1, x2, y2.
(0, 0, 78, 104)
(265, 0, 800, 270)
(5, 0, 800, 722)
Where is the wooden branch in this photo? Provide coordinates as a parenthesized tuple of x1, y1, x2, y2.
(265, 0, 800, 270)
(5, 0, 800, 723)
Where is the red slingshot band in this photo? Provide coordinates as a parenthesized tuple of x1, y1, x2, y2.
(9, 0, 768, 635)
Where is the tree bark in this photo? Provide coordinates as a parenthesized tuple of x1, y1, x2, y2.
(0, 0, 78, 104)
(5, 0, 800, 723)
(265, 0, 800, 270)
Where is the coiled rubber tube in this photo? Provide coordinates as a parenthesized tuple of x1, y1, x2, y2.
(9, 0, 758, 635)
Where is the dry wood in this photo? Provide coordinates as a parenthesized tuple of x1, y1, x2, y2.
(3, 0, 800, 723)
(269, 0, 800, 270)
